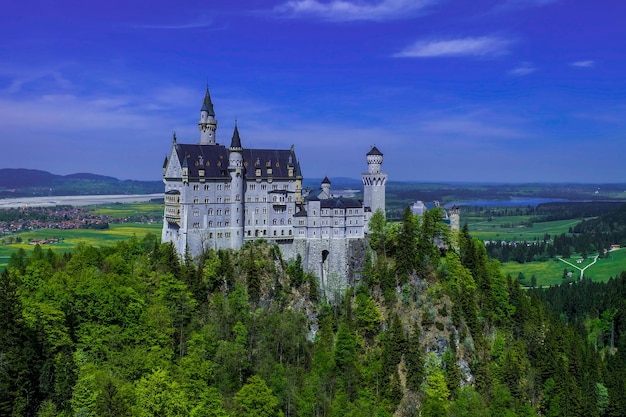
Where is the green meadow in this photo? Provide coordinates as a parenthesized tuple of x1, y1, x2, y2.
(463, 215, 580, 242)
(0, 222, 162, 270)
(90, 201, 164, 218)
(500, 249, 626, 287)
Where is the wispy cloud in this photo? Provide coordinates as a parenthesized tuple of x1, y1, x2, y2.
(494, 0, 558, 13)
(509, 62, 536, 76)
(274, 0, 435, 22)
(571, 60, 594, 68)
(393, 36, 513, 58)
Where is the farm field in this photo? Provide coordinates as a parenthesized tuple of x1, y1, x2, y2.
(463, 215, 580, 242)
(90, 201, 163, 218)
(500, 249, 626, 287)
(0, 222, 162, 270)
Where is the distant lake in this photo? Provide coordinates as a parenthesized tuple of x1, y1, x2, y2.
(444, 198, 572, 208)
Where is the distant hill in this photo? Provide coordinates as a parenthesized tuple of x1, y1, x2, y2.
(0, 168, 162, 198)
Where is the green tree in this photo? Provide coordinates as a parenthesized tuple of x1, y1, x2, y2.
(234, 375, 283, 417)
(134, 368, 190, 417)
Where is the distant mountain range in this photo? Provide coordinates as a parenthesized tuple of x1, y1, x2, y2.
(0, 169, 162, 198)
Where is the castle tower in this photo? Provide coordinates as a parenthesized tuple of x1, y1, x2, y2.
(228, 122, 245, 249)
(362, 146, 387, 216)
(449, 206, 460, 231)
(320, 176, 331, 199)
(199, 86, 218, 145)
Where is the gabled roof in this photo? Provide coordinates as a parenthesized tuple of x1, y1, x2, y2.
(320, 197, 362, 209)
(367, 146, 383, 156)
(167, 143, 302, 180)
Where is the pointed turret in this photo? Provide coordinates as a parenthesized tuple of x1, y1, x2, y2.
(230, 121, 242, 150)
(200, 86, 215, 116)
(199, 86, 218, 145)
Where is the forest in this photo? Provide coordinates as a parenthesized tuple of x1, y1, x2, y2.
(1, 207, 626, 416)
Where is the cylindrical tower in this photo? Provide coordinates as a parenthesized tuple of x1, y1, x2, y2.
(228, 122, 245, 249)
(362, 146, 387, 217)
(199, 86, 218, 145)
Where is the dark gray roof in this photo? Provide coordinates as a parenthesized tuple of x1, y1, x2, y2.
(320, 197, 362, 209)
(367, 146, 383, 156)
(322, 176, 331, 184)
(294, 209, 308, 217)
(230, 124, 242, 149)
(200, 87, 215, 117)
(169, 143, 302, 180)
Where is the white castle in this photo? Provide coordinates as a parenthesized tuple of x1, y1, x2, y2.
(162, 87, 387, 289)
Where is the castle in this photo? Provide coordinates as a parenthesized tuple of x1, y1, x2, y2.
(162, 87, 387, 290)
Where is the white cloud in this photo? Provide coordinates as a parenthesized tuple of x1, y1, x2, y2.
(394, 36, 513, 58)
(274, 0, 435, 22)
(571, 60, 594, 68)
(509, 62, 536, 76)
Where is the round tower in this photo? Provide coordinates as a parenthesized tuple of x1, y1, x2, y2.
(362, 146, 387, 217)
(228, 122, 245, 249)
(199, 86, 218, 145)
(449, 206, 461, 231)
(320, 176, 331, 199)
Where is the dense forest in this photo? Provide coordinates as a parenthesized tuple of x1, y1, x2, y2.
(485, 202, 626, 263)
(1, 207, 625, 416)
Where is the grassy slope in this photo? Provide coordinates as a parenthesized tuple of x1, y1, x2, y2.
(500, 249, 626, 286)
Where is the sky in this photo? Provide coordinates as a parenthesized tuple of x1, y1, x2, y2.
(1, 0, 625, 183)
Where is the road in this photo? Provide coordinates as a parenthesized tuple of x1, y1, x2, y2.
(558, 254, 600, 280)
(0, 194, 163, 209)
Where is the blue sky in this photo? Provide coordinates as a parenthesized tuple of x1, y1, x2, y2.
(1, 0, 625, 183)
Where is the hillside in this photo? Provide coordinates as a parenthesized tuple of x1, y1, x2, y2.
(2, 208, 625, 416)
(0, 168, 162, 197)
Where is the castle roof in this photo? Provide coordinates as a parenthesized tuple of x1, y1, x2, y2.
(322, 176, 331, 184)
(201, 86, 215, 117)
(230, 123, 242, 149)
(320, 197, 362, 209)
(167, 143, 301, 180)
(367, 146, 383, 156)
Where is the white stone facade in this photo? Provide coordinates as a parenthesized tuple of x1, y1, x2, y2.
(162, 88, 387, 289)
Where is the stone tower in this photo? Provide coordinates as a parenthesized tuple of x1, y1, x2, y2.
(199, 86, 217, 145)
(362, 146, 387, 216)
(449, 206, 461, 231)
(228, 122, 245, 249)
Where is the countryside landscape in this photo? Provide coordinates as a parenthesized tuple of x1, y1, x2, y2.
(3, 0, 626, 416)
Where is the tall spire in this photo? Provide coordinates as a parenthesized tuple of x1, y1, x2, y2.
(230, 120, 242, 149)
(200, 85, 215, 117)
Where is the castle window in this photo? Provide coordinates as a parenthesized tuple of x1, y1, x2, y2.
(193, 222, 200, 228)
(209, 221, 213, 227)
(288, 168, 293, 177)
(217, 197, 222, 203)
(225, 197, 231, 203)
(288, 219, 292, 225)
(267, 168, 273, 175)
(193, 184, 199, 191)
(226, 232, 231, 237)
(273, 196, 277, 202)
(225, 221, 229, 226)
(217, 184, 223, 190)
(263, 197, 267, 202)
(273, 219, 277, 225)
(208, 208, 213, 215)
(193, 209, 199, 217)
(261, 184, 267, 190)
(205, 198, 210, 204)
(281, 230, 284, 236)
(280, 219, 285, 225)
(236, 194, 240, 201)
(218, 233, 223, 238)
(194, 197, 199, 204)
(249, 184, 256, 190)
(263, 208, 267, 214)
(225, 209, 230, 215)
(255, 208, 259, 214)
(247, 197, 251, 202)
(247, 230, 251, 236)
(274, 231, 277, 236)
(218, 222, 222, 227)
(225, 184, 230, 191)
(256, 169, 261, 176)
(272, 185, 278, 190)
(289, 230, 292, 235)
(204, 184, 210, 190)
(247, 220, 251, 225)
(255, 197, 259, 202)
(210, 232, 213, 238)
